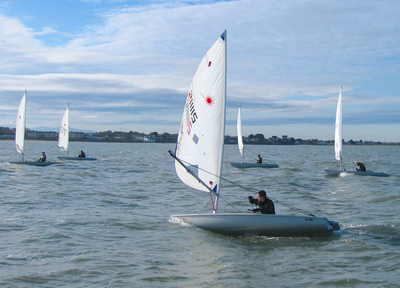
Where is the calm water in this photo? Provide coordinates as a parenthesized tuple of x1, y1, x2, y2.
(1, 140, 399, 287)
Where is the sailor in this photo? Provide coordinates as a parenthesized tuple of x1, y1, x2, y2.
(355, 161, 366, 171)
(38, 152, 46, 162)
(248, 190, 275, 214)
(256, 155, 262, 164)
(78, 150, 86, 158)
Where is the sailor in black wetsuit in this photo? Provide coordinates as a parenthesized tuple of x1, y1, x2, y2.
(257, 155, 262, 164)
(355, 161, 366, 171)
(248, 190, 275, 214)
(78, 150, 86, 158)
(37, 152, 46, 162)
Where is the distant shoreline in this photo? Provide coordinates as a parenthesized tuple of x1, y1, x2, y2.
(1, 127, 399, 145)
(0, 139, 399, 146)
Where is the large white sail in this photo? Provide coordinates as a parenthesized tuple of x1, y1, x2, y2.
(334, 86, 343, 165)
(15, 90, 27, 157)
(58, 104, 70, 154)
(175, 30, 227, 194)
(237, 105, 244, 161)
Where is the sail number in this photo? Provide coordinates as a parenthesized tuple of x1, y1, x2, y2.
(186, 91, 198, 135)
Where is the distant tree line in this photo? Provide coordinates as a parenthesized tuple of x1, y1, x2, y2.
(0, 127, 398, 145)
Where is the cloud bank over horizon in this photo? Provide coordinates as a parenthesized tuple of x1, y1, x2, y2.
(0, 0, 399, 141)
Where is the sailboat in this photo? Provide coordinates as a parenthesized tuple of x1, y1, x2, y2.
(57, 104, 96, 161)
(8, 90, 59, 166)
(324, 86, 389, 177)
(168, 31, 341, 237)
(230, 105, 278, 168)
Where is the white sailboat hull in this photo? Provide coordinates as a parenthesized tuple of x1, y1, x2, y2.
(58, 156, 97, 161)
(8, 161, 60, 166)
(230, 162, 279, 168)
(171, 213, 341, 237)
(324, 169, 389, 177)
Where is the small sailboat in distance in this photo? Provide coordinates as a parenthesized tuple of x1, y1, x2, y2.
(57, 104, 96, 161)
(15, 90, 27, 161)
(230, 105, 278, 168)
(169, 31, 341, 237)
(58, 103, 70, 154)
(324, 86, 389, 177)
(8, 90, 59, 166)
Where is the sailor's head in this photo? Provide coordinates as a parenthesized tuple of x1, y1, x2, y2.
(355, 161, 359, 165)
(258, 155, 261, 157)
(42, 152, 45, 155)
(258, 190, 267, 200)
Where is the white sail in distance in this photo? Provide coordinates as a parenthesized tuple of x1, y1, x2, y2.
(237, 106, 244, 162)
(334, 86, 343, 164)
(15, 90, 27, 156)
(58, 104, 70, 154)
(175, 30, 227, 193)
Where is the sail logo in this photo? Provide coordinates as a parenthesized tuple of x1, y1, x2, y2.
(202, 93, 215, 107)
(186, 91, 198, 135)
(60, 125, 67, 136)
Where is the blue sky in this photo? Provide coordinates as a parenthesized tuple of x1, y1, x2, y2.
(0, 0, 399, 141)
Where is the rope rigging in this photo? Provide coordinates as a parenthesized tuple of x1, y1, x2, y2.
(243, 145, 262, 158)
(169, 150, 316, 217)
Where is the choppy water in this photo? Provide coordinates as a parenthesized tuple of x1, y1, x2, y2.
(1, 140, 399, 287)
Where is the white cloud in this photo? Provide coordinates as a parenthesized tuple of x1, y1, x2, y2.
(0, 0, 399, 141)
(34, 26, 59, 35)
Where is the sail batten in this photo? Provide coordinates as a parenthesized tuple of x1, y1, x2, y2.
(175, 31, 226, 194)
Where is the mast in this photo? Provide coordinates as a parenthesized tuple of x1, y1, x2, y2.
(214, 30, 227, 212)
(340, 86, 342, 170)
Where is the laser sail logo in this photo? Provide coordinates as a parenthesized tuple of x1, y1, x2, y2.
(202, 93, 215, 107)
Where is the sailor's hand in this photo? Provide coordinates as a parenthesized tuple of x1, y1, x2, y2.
(252, 208, 260, 213)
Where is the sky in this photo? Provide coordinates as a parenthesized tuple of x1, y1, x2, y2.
(0, 0, 399, 142)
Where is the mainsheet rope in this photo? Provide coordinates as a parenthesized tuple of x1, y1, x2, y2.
(172, 152, 316, 217)
(243, 146, 262, 158)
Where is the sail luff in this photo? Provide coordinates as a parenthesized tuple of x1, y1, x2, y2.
(334, 85, 343, 169)
(15, 90, 27, 161)
(58, 104, 70, 155)
(214, 30, 227, 211)
(237, 105, 244, 162)
(174, 30, 227, 198)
